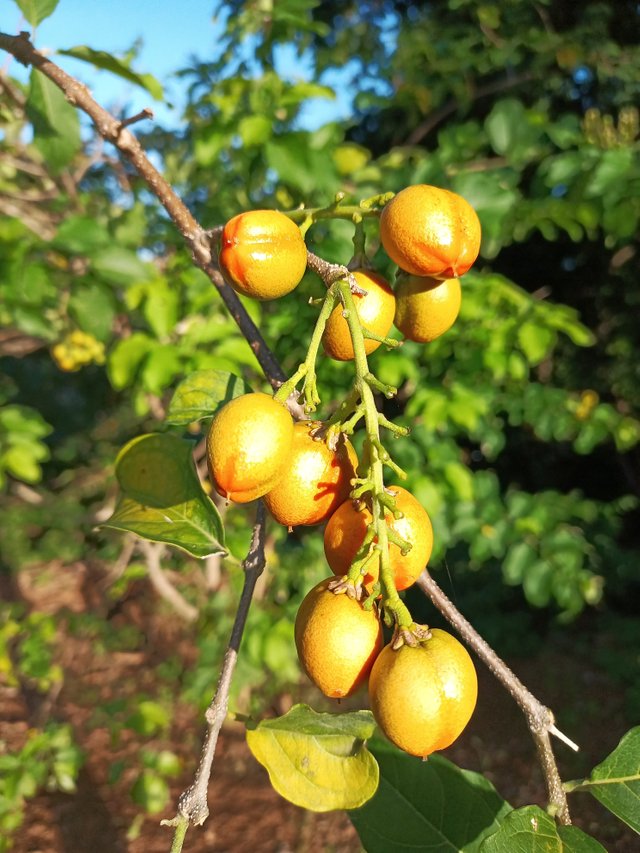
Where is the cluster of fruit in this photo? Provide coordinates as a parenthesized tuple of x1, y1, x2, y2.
(51, 330, 106, 372)
(219, 184, 480, 348)
(208, 185, 481, 758)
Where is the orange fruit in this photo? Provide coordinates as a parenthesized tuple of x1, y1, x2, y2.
(324, 486, 433, 591)
(295, 578, 383, 698)
(394, 275, 461, 343)
(207, 392, 294, 503)
(322, 269, 396, 361)
(219, 209, 308, 300)
(263, 422, 358, 527)
(379, 185, 481, 279)
(368, 629, 478, 757)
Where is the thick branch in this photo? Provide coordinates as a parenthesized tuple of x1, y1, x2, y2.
(416, 570, 573, 824)
(0, 30, 285, 388)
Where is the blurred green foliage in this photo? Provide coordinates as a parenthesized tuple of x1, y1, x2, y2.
(1, 0, 640, 843)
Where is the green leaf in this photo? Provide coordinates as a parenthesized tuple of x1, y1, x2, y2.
(103, 433, 226, 559)
(126, 700, 170, 736)
(130, 771, 170, 814)
(91, 247, 153, 286)
(68, 281, 117, 341)
(25, 70, 81, 173)
(349, 741, 511, 852)
(58, 46, 164, 100)
(480, 805, 606, 852)
(166, 370, 251, 425)
(566, 727, 640, 833)
(107, 333, 154, 390)
(517, 321, 556, 365)
(53, 217, 111, 254)
(503, 542, 538, 585)
(246, 704, 379, 812)
(485, 99, 543, 164)
(14, 0, 59, 26)
(265, 133, 336, 194)
(238, 115, 272, 146)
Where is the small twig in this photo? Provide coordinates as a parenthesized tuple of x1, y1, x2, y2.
(416, 569, 573, 824)
(119, 107, 154, 128)
(140, 540, 198, 623)
(164, 503, 268, 847)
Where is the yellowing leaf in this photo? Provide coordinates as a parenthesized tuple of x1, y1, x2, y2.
(246, 704, 378, 811)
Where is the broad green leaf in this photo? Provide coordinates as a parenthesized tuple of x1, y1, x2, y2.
(265, 133, 336, 194)
(14, 0, 59, 26)
(238, 115, 272, 146)
(53, 217, 111, 254)
(140, 346, 183, 395)
(565, 727, 640, 833)
(25, 70, 81, 172)
(480, 805, 606, 852)
(131, 771, 170, 814)
(503, 544, 540, 585)
(103, 434, 226, 559)
(107, 333, 155, 390)
(485, 99, 543, 164)
(349, 741, 511, 852)
(246, 704, 379, 812)
(92, 247, 153, 286)
(68, 281, 117, 341)
(517, 321, 556, 365)
(140, 280, 179, 339)
(58, 46, 164, 100)
(166, 370, 251, 425)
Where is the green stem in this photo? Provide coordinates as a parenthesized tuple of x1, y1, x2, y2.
(169, 817, 189, 853)
(339, 281, 413, 629)
(285, 204, 382, 226)
(274, 285, 339, 412)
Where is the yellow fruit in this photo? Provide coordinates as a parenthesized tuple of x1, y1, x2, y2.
(295, 578, 383, 698)
(368, 629, 478, 757)
(322, 269, 396, 361)
(219, 209, 308, 300)
(207, 392, 294, 503)
(263, 422, 358, 527)
(380, 185, 481, 279)
(394, 275, 461, 343)
(324, 486, 433, 591)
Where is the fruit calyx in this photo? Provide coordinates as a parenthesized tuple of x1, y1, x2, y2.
(390, 622, 432, 650)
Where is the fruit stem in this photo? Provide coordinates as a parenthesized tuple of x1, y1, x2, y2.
(274, 285, 339, 412)
(284, 202, 384, 227)
(338, 280, 413, 629)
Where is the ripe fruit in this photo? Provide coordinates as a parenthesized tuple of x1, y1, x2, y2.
(263, 422, 358, 527)
(394, 275, 461, 343)
(219, 209, 308, 300)
(295, 578, 383, 698)
(207, 392, 294, 503)
(368, 629, 478, 757)
(324, 486, 433, 591)
(322, 269, 396, 361)
(379, 184, 481, 279)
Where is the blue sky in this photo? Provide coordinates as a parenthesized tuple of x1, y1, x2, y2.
(3, 0, 354, 128)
